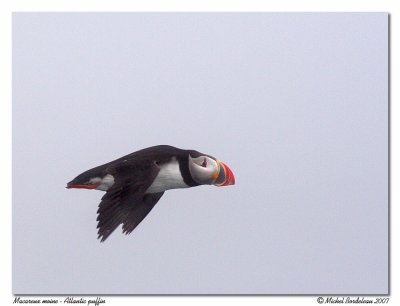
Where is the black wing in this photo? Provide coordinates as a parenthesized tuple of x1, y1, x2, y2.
(96, 159, 164, 242)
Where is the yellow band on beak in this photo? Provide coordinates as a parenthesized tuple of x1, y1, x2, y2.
(211, 160, 221, 182)
(211, 170, 219, 180)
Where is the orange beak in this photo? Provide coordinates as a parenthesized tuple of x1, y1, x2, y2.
(213, 161, 235, 186)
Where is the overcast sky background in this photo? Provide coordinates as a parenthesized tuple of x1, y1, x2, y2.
(12, 13, 388, 294)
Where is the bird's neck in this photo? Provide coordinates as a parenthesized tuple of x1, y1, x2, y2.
(146, 158, 189, 193)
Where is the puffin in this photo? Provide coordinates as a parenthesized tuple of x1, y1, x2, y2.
(66, 145, 235, 242)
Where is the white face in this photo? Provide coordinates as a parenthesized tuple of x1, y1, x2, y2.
(188, 155, 219, 185)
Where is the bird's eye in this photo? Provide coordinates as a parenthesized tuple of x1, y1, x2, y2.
(201, 158, 207, 167)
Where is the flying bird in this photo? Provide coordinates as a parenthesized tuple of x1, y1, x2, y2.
(66, 145, 235, 241)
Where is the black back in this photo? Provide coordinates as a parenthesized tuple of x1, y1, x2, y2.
(68, 145, 203, 187)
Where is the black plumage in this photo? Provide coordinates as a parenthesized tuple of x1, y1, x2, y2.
(95, 158, 162, 242)
(67, 145, 235, 242)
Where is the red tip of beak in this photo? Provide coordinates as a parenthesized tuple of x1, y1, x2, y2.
(220, 162, 235, 186)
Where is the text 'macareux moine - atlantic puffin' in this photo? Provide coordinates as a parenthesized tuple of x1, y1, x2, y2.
(67, 145, 235, 242)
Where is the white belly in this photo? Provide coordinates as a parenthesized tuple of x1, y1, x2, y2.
(96, 174, 115, 191)
(146, 158, 189, 193)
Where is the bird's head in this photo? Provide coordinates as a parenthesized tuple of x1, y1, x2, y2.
(187, 152, 235, 186)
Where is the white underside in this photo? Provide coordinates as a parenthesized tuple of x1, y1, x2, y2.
(96, 174, 115, 191)
(146, 158, 189, 193)
(95, 158, 188, 193)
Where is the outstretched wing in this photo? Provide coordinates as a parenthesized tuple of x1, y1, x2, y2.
(96, 159, 164, 242)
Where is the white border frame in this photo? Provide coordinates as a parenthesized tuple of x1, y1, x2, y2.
(1, 1, 396, 305)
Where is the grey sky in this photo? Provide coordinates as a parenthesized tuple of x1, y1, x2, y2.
(13, 13, 388, 294)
